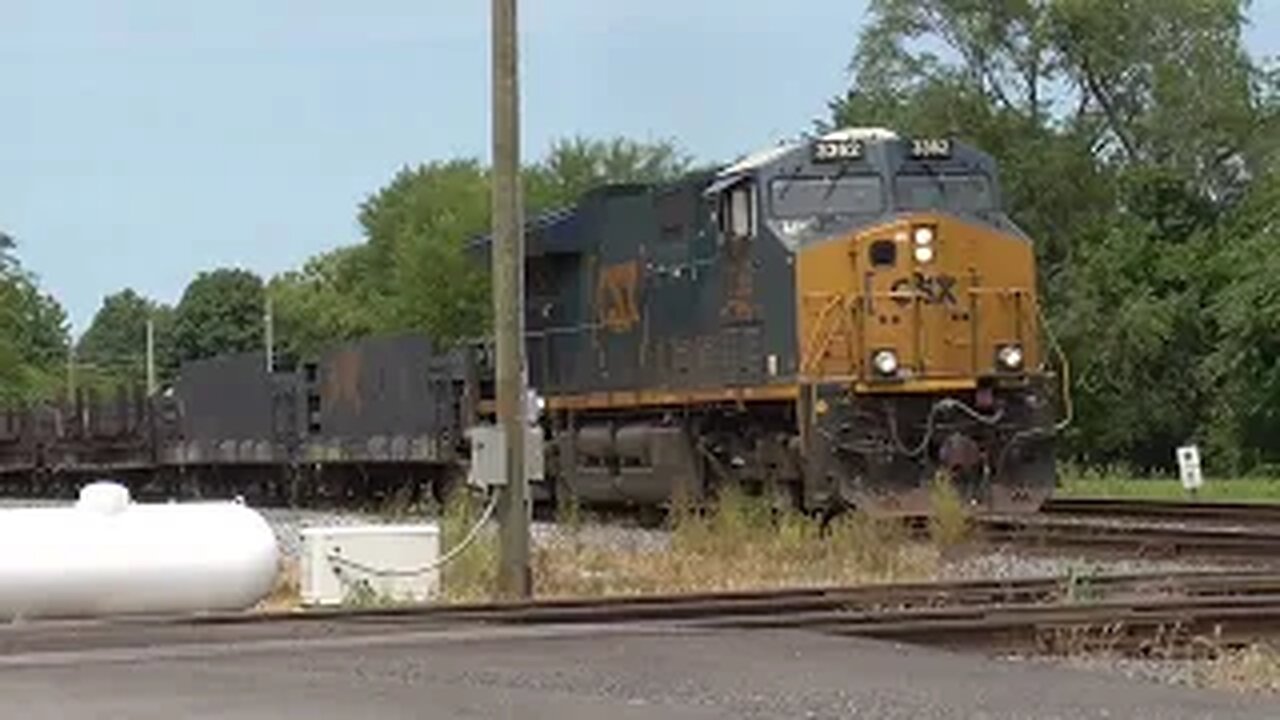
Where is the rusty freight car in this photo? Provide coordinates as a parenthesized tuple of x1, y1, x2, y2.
(157, 334, 466, 504)
(0, 334, 468, 506)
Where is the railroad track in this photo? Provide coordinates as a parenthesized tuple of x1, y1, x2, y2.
(1043, 497, 1280, 526)
(5, 570, 1279, 661)
(718, 591, 1280, 654)
(314, 569, 1280, 655)
(976, 515, 1280, 560)
(210, 568, 1277, 626)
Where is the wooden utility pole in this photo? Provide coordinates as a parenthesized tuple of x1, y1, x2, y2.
(491, 0, 531, 598)
(145, 317, 156, 396)
(264, 295, 275, 373)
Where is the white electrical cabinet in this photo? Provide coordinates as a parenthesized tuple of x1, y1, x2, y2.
(300, 524, 441, 606)
(466, 424, 545, 488)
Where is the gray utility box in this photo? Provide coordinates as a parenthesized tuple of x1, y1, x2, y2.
(466, 424, 545, 487)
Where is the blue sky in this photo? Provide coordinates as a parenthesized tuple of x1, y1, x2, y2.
(3, 2, 1278, 336)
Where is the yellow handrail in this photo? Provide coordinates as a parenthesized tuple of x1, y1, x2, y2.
(801, 295, 843, 374)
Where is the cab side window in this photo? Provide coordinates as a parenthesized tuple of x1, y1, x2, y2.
(719, 182, 756, 239)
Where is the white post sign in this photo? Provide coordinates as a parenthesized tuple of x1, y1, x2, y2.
(1176, 445, 1203, 493)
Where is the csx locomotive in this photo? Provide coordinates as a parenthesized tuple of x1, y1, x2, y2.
(479, 126, 1064, 514)
(0, 128, 1064, 515)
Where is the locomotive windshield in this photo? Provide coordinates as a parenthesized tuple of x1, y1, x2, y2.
(894, 173, 995, 213)
(769, 176, 883, 218)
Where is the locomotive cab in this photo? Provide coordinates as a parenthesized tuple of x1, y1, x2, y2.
(703, 128, 1058, 514)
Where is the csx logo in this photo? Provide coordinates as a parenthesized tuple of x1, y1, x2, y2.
(891, 272, 959, 306)
(596, 261, 640, 332)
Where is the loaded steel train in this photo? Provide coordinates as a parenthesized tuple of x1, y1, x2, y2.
(0, 128, 1067, 514)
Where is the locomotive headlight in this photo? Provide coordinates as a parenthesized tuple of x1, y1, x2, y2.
(872, 349, 899, 376)
(913, 226, 935, 245)
(997, 344, 1024, 371)
(913, 245, 935, 263)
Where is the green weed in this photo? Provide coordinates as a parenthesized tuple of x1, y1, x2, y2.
(928, 471, 971, 548)
(438, 486, 499, 602)
(1057, 468, 1280, 503)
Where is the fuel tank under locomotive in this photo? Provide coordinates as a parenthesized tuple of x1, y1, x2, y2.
(550, 422, 704, 506)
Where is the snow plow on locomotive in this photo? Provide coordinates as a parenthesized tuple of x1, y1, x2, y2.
(0, 335, 471, 506)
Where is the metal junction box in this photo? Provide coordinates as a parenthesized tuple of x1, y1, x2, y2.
(299, 524, 441, 606)
(466, 424, 545, 488)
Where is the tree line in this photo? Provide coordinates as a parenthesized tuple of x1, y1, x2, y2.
(0, 233, 68, 404)
(5, 1, 1278, 475)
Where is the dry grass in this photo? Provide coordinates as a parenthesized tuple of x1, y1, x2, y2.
(255, 558, 301, 612)
(927, 471, 971, 549)
(1038, 623, 1280, 696)
(1202, 643, 1280, 694)
(438, 488, 501, 602)
(257, 485, 941, 607)
(531, 485, 937, 598)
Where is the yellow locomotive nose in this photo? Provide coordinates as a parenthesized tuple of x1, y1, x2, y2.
(796, 213, 1040, 389)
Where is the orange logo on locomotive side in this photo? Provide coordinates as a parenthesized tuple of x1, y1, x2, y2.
(595, 260, 641, 332)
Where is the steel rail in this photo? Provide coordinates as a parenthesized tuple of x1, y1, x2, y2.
(1043, 497, 1280, 525)
(976, 515, 1280, 559)
(160, 569, 1280, 627)
(712, 591, 1280, 654)
(6, 571, 1280, 660)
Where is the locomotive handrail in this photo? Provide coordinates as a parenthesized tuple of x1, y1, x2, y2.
(800, 294, 846, 374)
(1032, 298, 1074, 433)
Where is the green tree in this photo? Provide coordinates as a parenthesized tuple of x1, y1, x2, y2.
(525, 136, 693, 209)
(171, 268, 266, 366)
(268, 246, 385, 358)
(76, 289, 174, 388)
(0, 231, 14, 270)
(304, 136, 694, 347)
(1049, 0, 1268, 197)
(1202, 173, 1280, 472)
(1053, 183, 1216, 468)
(356, 159, 493, 342)
(0, 235, 69, 403)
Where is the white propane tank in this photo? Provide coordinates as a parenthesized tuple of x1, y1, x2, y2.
(0, 481, 279, 620)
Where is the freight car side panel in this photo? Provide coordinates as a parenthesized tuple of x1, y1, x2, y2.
(174, 352, 278, 441)
(317, 334, 449, 437)
(293, 334, 462, 465)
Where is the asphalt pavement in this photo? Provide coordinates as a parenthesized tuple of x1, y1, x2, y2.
(0, 619, 1272, 719)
